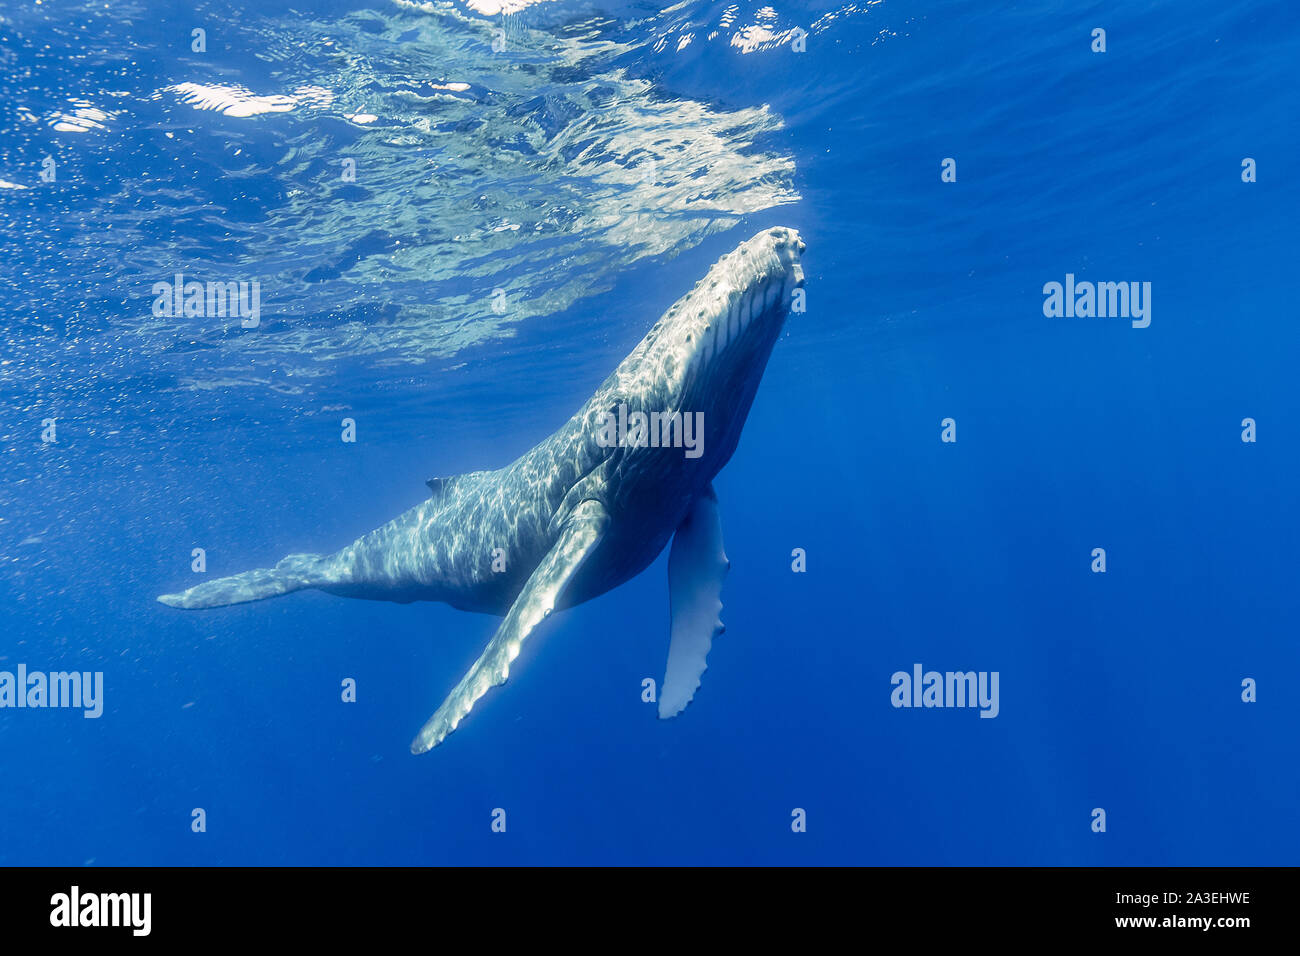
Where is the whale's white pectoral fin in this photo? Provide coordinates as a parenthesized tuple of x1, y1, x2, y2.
(410, 499, 610, 754)
(660, 485, 729, 719)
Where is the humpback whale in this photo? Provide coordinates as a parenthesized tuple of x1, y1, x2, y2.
(159, 226, 807, 752)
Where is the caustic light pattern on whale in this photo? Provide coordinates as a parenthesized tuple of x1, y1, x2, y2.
(158, 227, 807, 753)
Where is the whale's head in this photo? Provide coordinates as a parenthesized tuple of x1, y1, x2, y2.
(586, 226, 805, 492)
(574, 226, 804, 516)
(644, 225, 805, 470)
(672, 225, 805, 376)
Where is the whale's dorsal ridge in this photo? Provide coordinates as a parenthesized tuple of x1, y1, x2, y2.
(425, 471, 489, 497)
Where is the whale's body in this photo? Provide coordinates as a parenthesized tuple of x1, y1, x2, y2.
(160, 227, 806, 752)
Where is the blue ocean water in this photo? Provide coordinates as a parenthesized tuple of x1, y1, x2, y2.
(1, 0, 1297, 865)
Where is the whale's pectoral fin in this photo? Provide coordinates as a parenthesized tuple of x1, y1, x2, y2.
(411, 498, 610, 754)
(660, 484, 729, 719)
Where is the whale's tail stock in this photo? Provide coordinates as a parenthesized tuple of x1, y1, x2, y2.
(156, 553, 328, 609)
